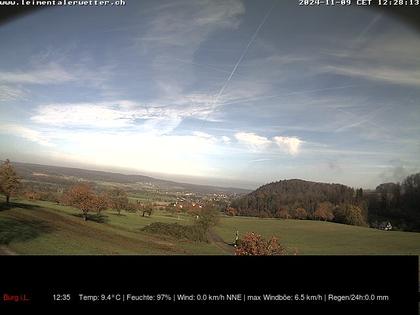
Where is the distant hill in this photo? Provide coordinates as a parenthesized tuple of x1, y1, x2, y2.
(10, 161, 250, 195)
(231, 179, 358, 217)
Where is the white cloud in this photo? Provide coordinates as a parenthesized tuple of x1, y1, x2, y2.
(30, 94, 224, 132)
(31, 101, 137, 128)
(142, 0, 244, 49)
(192, 131, 217, 143)
(0, 85, 25, 101)
(321, 31, 420, 87)
(234, 132, 303, 155)
(273, 136, 302, 155)
(0, 63, 75, 85)
(221, 135, 231, 144)
(234, 132, 272, 152)
(0, 124, 53, 147)
(42, 130, 222, 177)
(324, 65, 420, 87)
(0, 123, 229, 177)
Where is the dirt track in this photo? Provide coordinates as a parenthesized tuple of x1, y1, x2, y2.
(207, 229, 235, 255)
(0, 245, 17, 255)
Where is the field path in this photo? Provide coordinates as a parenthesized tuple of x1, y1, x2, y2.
(207, 229, 235, 255)
(0, 245, 17, 255)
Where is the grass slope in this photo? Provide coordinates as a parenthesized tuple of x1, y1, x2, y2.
(0, 198, 222, 255)
(0, 197, 420, 255)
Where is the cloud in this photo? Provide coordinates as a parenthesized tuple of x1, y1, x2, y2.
(38, 129, 222, 177)
(0, 124, 53, 147)
(137, 0, 245, 97)
(0, 123, 230, 177)
(377, 160, 419, 184)
(324, 64, 420, 87)
(250, 158, 272, 163)
(221, 135, 231, 144)
(234, 132, 272, 152)
(30, 96, 221, 132)
(192, 131, 217, 144)
(320, 31, 420, 87)
(0, 85, 26, 101)
(141, 0, 244, 49)
(31, 101, 137, 128)
(0, 63, 75, 85)
(234, 132, 304, 155)
(273, 136, 302, 155)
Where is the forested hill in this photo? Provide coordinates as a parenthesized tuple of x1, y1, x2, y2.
(230, 179, 360, 218)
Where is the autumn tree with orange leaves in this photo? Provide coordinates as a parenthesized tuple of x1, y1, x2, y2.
(63, 183, 108, 221)
(235, 232, 286, 256)
(90, 193, 109, 216)
(314, 201, 334, 221)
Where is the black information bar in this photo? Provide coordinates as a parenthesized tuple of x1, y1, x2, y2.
(0, 255, 418, 312)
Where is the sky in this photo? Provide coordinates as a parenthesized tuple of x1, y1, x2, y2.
(0, 0, 419, 189)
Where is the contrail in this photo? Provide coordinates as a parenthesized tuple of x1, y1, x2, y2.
(218, 84, 361, 107)
(211, 0, 277, 109)
(355, 13, 382, 44)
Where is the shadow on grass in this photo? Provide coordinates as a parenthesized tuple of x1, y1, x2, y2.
(71, 213, 109, 223)
(0, 218, 54, 245)
(108, 212, 127, 217)
(0, 201, 43, 212)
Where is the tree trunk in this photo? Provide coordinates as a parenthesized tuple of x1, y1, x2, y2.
(6, 195, 10, 203)
(83, 213, 87, 221)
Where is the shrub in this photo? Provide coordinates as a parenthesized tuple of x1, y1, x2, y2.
(293, 207, 308, 220)
(235, 232, 286, 256)
(142, 222, 208, 242)
(142, 205, 220, 242)
(225, 207, 237, 216)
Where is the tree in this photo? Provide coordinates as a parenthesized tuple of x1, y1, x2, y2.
(91, 193, 109, 216)
(314, 202, 334, 221)
(196, 205, 219, 232)
(141, 202, 153, 217)
(107, 188, 129, 215)
(0, 159, 21, 204)
(293, 207, 308, 220)
(225, 207, 237, 216)
(63, 183, 95, 221)
(235, 232, 286, 256)
(334, 204, 365, 226)
(344, 205, 366, 226)
(355, 188, 363, 202)
(275, 208, 290, 219)
(231, 179, 356, 218)
(24, 191, 40, 201)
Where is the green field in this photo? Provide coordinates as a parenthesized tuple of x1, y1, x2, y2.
(216, 216, 420, 255)
(1, 197, 420, 256)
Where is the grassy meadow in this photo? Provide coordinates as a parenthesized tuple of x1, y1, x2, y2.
(1, 196, 420, 256)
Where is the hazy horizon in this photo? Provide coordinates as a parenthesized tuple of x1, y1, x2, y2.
(1, 157, 411, 191)
(1, 1, 420, 190)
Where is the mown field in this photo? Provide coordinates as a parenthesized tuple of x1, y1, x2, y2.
(1, 196, 420, 256)
(215, 216, 420, 255)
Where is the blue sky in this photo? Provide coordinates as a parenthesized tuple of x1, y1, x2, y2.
(0, 0, 419, 189)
